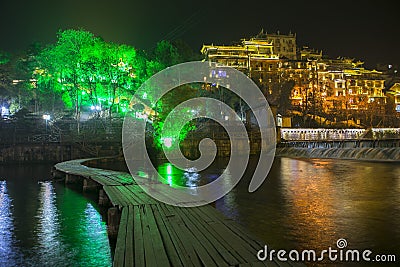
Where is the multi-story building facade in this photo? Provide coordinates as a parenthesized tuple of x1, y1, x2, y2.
(200, 38, 278, 73)
(201, 38, 280, 95)
(252, 30, 297, 60)
(299, 46, 323, 60)
(201, 32, 389, 120)
(387, 83, 400, 112)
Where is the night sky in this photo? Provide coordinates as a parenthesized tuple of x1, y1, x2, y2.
(1, 0, 399, 68)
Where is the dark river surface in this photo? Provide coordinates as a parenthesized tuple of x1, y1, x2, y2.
(0, 164, 112, 267)
(1, 157, 399, 266)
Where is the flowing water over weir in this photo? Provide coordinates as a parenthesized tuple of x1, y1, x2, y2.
(277, 147, 400, 161)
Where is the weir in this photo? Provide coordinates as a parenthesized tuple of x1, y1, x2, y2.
(279, 139, 400, 149)
(276, 147, 400, 161)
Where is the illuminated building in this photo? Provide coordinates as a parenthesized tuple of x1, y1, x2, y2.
(254, 30, 297, 60)
(387, 83, 400, 112)
(201, 37, 278, 73)
(299, 46, 323, 60)
(202, 32, 389, 119)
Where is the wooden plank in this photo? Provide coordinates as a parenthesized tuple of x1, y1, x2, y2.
(239, 262, 270, 267)
(124, 205, 134, 267)
(113, 206, 128, 267)
(189, 206, 247, 262)
(117, 186, 139, 206)
(103, 186, 124, 207)
(194, 206, 305, 267)
(179, 206, 240, 266)
(140, 186, 179, 205)
(103, 172, 133, 185)
(158, 204, 202, 267)
(190, 206, 258, 262)
(124, 185, 147, 205)
(279, 261, 306, 267)
(163, 204, 224, 266)
(151, 205, 184, 267)
(140, 205, 158, 267)
(152, 204, 193, 266)
(110, 186, 129, 207)
(144, 204, 171, 267)
(117, 186, 132, 207)
(126, 185, 158, 204)
(174, 206, 230, 266)
(99, 174, 123, 186)
(197, 205, 265, 250)
(133, 205, 145, 267)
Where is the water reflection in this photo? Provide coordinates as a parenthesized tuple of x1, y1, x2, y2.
(0, 180, 22, 266)
(35, 181, 64, 264)
(57, 185, 112, 267)
(92, 157, 400, 266)
(280, 159, 338, 250)
(77, 203, 112, 267)
(157, 163, 185, 187)
(215, 157, 400, 265)
(0, 165, 112, 267)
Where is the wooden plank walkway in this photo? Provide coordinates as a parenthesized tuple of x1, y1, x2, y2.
(54, 159, 305, 267)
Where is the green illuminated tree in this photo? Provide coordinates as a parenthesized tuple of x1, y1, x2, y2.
(0, 51, 13, 109)
(30, 29, 149, 133)
(0, 51, 11, 93)
(0, 50, 10, 65)
(150, 84, 198, 149)
(97, 42, 145, 118)
(146, 40, 188, 75)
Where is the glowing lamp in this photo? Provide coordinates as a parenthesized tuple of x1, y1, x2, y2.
(166, 164, 172, 174)
(163, 137, 173, 148)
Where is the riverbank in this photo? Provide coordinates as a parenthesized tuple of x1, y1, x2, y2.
(275, 147, 400, 161)
(0, 142, 121, 164)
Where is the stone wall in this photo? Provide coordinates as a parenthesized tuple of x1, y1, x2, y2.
(0, 142, 121, 164)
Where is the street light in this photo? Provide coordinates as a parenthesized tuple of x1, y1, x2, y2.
(43, 114, 50, 132)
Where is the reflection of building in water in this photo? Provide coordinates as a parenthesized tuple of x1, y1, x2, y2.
(280, 158, 337, 251)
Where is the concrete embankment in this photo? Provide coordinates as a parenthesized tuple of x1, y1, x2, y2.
(276, 147, 400, 162)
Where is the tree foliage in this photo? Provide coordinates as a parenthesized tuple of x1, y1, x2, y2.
(0, 50, 10, 65)
(31, 29, 148, 119)
(1, 29, 206, 147)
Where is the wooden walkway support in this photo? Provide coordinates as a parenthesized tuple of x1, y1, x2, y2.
(54, 159, 305, 267)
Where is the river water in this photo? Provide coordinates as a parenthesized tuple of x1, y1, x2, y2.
(1, 158, 399, 266)
(158, 156, 400, 266)
(0, 164, 112, 267)
(214, 157, 400, 265)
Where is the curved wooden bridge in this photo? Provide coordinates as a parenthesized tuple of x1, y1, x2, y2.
(53, 158, 305, 267)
